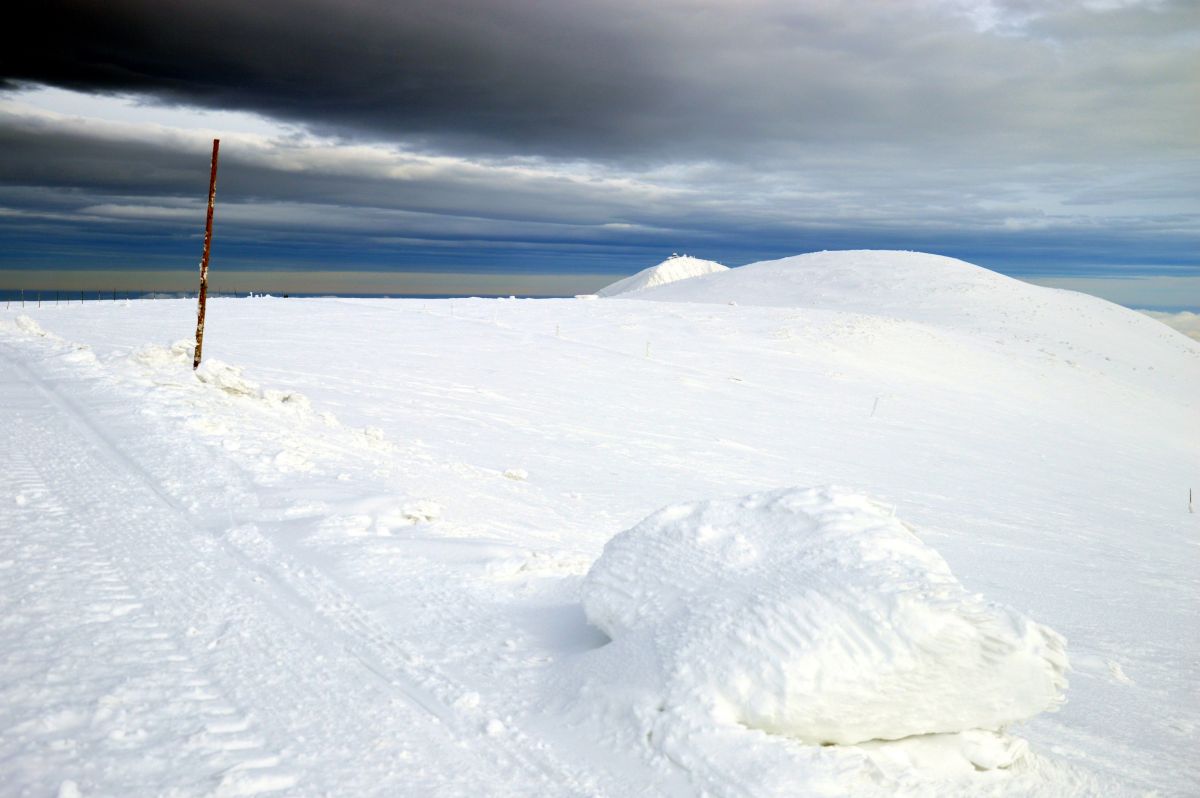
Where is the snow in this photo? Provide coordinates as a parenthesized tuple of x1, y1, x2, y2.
(596, 254, 727, 296)
(1, 249, 1197, 797)
(580, 487, 1068, 746)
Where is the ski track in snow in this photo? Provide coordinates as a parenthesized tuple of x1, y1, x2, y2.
(0, 340, 599, 797)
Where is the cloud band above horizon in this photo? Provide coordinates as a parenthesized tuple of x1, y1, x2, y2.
(1, 1, 1196, 301)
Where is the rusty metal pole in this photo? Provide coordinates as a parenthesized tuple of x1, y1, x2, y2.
(193, 138, 220, 370)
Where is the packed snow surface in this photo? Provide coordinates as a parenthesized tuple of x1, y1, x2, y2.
(1, 249, 1197, 796)
(596, 254, 727, 296)
(581, 487, 1068, 746)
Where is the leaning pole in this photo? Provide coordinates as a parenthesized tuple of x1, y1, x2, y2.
(193, 138, 220, 370)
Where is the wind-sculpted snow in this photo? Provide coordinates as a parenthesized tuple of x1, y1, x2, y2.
(596, 254, 727, 297)
(582, 487, 1068, 747)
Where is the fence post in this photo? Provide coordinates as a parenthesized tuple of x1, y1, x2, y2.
(193, 138, 221, 370)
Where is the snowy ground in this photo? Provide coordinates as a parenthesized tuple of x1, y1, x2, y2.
(1, 253, 1197, 796)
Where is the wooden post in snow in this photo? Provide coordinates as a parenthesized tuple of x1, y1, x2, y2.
(193, 138, 221, 370)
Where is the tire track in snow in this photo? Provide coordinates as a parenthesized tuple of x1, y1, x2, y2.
(1, 351, 307, 796)
(215, 523, 602, 795)
(0, 374, 297, 796)
(0, 336, 601, 796)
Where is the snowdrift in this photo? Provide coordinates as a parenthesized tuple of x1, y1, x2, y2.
(581, 487, 1068, 746)
(625, 250, 1199, 403)
(596, 254, 727, 297)
(627, 250, 1023, 316)
(629, 249, 1191, 344)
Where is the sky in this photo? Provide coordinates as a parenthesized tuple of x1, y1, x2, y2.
(1, 0, 1197, 303)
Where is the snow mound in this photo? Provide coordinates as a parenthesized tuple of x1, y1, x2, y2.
(129, 343, 314, 414)
(195, 358, 262, 397)
(131, 339, 195, 369)
(626, 250, 1200, 401)
(629, 250, 1020, 312)
(196, 359, 314, 412)
(581, 487, 1068, 746)
(597, 254, 728, 297)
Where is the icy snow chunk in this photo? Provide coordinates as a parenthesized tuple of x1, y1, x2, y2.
(272, 449, 313, 473)
(56, 781, 82, 798)
(61, 345, 97, 366)
(195, 359, 260, 396)
(401, 500, 442, 524)
(14, 315, 49, 337)
(454, 692, 481, 710)
(261, 389, 312, 412)
(193, 361, 314, 413)
(597, 254, 728, 297)
(131, 339, 194, 369)
(581, 487, 1068, 746)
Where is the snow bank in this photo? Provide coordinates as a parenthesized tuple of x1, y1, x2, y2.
(14, 314, 50, 337)
(131, 338, 195, 369)
(130, 341, 314, 412)
(581, 487, 1068, 746)
(597, 254, 728, 297)
(4, 315, 97, 365)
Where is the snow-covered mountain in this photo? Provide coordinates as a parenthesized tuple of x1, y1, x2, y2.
(1, 250, 1196, 797)
(596, 254, 727, 296)
(633, 249, 1198, 407)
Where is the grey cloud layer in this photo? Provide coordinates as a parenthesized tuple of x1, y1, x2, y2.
(1, 0, 1197, 289)
(3, 105, 1191, 250)
(5, 0, 1196, 161)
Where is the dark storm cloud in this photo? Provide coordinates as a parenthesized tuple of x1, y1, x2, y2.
(3, 0, 665, 157)
(5, 0, 1196, 161)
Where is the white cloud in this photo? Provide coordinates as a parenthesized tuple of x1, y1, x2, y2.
(8, 85, 293, 137)
(1137, 310, 1200, 341)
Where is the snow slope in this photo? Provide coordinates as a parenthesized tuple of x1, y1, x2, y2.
(1, 250, 1197, 796)
(634, 249, 1198, 414)
(596, 254, 727, 296)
